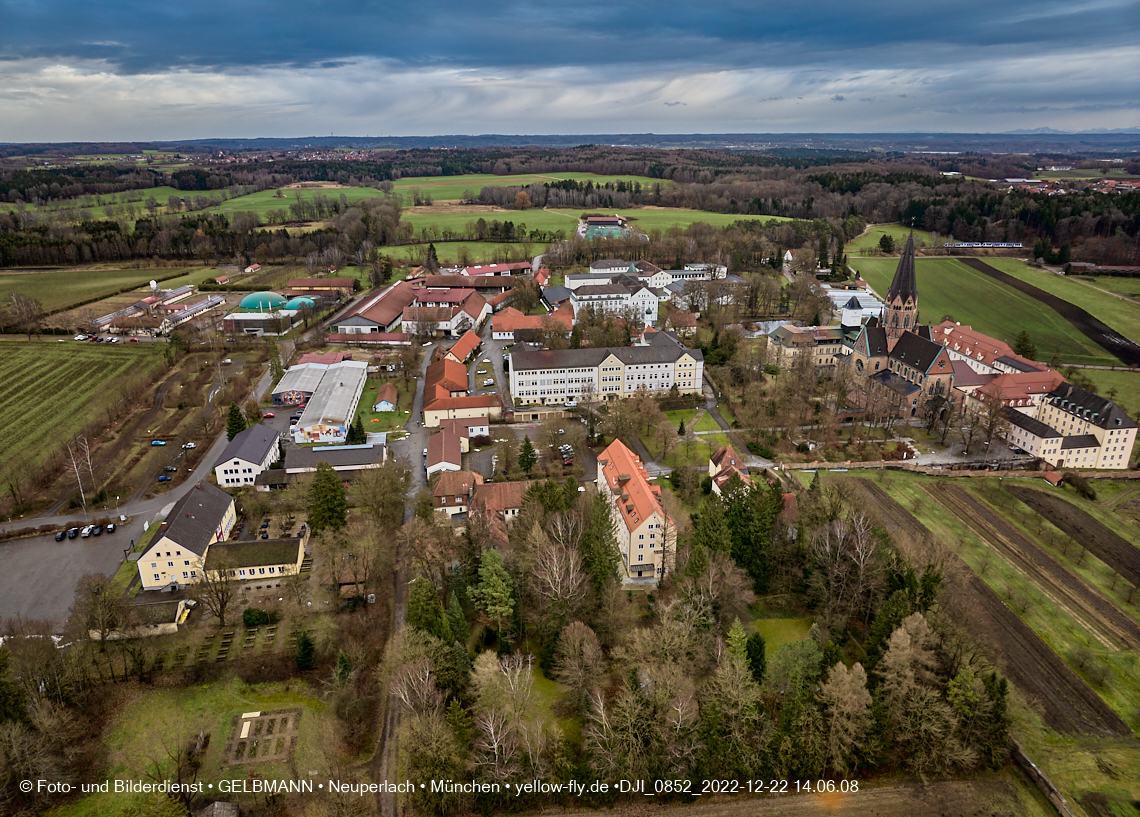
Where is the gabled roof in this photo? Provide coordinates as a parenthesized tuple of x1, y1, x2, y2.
(448, 330, 481, 362)
(425, 358, 468, 397)
(710, 444, 743, 470)
(471, 480, 536, 514)
(1007, 408, 1061, 439)
(1047, 382, 1137, 429)
(870, 369, 921, 398)
(886, 232, 918, 303)
(427, 428, 462, 468)
(978, 370, 1066, 403)
(439, 416, 488, 437)
(950, 360, 996, 389)
(298, 351, 351, 365)
(889, 331, 946, 373)
(858, 324, 889, 357)
(339, 280, 418, 328)
(511, 341, 700, 372)
(287, 277, 355, 289)
(433, 470, 484, 498)
(412, 273, 521, 290)
(374, 381, 398, 406)
(425, 394, 502, 412)
(285, 444, 385, 471)
(216, 424, 280, 468)
(160, 482, 234, 557)
(597, 439, 668, 532)
(1062, 434, 1101, 450)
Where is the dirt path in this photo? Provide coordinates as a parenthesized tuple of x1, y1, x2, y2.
(958, 258, 1140, 365)
(929, 483, 1140, 651)
(851, 479, 1129, 735)
(1009, 485, 1140, 589)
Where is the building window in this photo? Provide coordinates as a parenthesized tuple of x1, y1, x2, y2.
(182, 572, 189, 579)
(153, 574, 160, 581)
(190, 571, 197, 578)
(167, 561, 174, 568)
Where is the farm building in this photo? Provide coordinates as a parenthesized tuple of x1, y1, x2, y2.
(329, 280, 418, 334)
(444, 330, 481, 364)
(221, 290, 307, 336)
(290, 360, 369, 444)
(213, 423, 281, 487)
(438, 416, 490, 452)
(272, 362, 328, 405)
(373, 382, 398, 412)
(287, 277, 356, 297)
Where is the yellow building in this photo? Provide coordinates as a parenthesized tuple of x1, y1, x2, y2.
(138, 483, 237, 591)
(596, 439, 677, 580)
(766, 324, 845, 371)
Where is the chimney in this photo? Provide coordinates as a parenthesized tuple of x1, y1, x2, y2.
(161, 521, 169, 532)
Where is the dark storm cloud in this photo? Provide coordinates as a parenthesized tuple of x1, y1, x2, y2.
(1, 0, 1134, 74)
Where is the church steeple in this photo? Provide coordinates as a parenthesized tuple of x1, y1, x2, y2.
(883, 230, 918, 342)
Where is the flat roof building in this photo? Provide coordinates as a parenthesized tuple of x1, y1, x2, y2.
(291, 360, 369, 444)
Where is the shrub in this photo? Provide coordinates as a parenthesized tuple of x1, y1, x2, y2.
(1062, 471, 1097, 500)
(242, 607, 279, 627)
(746, 441, 775, 458)
(764, 364, 780, 376)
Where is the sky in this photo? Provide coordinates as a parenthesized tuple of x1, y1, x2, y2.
(0, 0, 1137, 142)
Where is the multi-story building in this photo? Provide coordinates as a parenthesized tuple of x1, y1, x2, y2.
(569, 273, 660, 325)
(1029, 383, 1137, 469)
(596, 439, 676, 579)
(509, 333, 702, 406)
(767, 324, 846, 371)
(214, 424, 280, 488)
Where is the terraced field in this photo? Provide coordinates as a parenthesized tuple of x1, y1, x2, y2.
(0, 340, 165, 490)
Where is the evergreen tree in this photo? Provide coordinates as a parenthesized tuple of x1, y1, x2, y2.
(745, 632, 767, 685)
(446, 697, 474, 746)
(518, 436, 537, 475)
(308, 462, 347, 534)
(225, 403, 246, 441)
(1013, 330, 1038, 360)
(879, 234, 895, 254)
(580, 492, 622, 592)
(347, 414, 366, 444)
(295, 630, 315, 671)
(269, 341, 285, 385)
(470, 550, 514, 635)
(408, 578, 452, 642)
(817, 234, 829, 268)
(678, 418, 685, 436)
(691, 495, 732, 554)
(727, 617, 748, 661)
(425, 242, 440, 273)
(446, 589, 468, 645)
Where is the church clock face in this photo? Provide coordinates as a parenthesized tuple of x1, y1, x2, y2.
(937, 359, 946, 369)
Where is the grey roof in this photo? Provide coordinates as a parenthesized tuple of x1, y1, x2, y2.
(272, 362, 328, 397)
(859, 324, 889, 357)
(870, 370, 920, 397)
(574, 282, 639, 297)
(1007, 408, 1060, 439)
(511, 343, 701, 372)
(161, 482, 234, 556)
(1047, 382, 1137, 429)
(296, 360, 369, 429)
(542, 285, 572, 304)
(285, 443, 386, 471)
(886, 232, 918, 303)
(996, 355, 1040, 373)
(889, 331, 944, 373)
(216, 424, 279, 468)
(1061, 434, 1101, 450)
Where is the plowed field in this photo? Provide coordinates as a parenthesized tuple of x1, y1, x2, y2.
(1008, 485, 1140, 588)
(851, 479, 1129, 735)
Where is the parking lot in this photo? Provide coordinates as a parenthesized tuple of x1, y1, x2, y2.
(0, 513, 151, 626)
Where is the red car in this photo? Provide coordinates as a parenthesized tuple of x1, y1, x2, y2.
(263, 412, 275, 418)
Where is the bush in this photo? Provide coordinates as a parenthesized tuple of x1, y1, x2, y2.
(746, 441, 775, 458)
(470, 435, 493, 448)
(1062, 472, 1097, 500)
(242, 607, 279, 627)
(764, 364, 780, 376)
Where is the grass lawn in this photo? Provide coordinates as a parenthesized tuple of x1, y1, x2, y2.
(201, 186, 387, 219)
(846, 224, 936, 255)
(378, 241, 529, 266)
(0, 339, 166, 493)
(12, 185, 186, 215)
(850, 256, 1119, 366)
(0, 266, 198, 313)
(748, 599, 814, 658)
(356, 377, 415, 432)
(663, 408, 699, 430)
(391, 171, 670, 203)
(692, 411, 721, 433)
(1084, 276, 1140, 298)
(983, 259, 1140, 344)
(49, 677, 325, 817)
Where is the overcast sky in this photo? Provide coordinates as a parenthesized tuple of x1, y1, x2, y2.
(1, 0, 1137, 141)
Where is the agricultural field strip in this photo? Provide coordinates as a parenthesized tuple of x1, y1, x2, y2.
(1009, 486, 1140, 588)
(850, 478, 1129, 736)
(0, 345, 162, 484)
(928, 483, 1140, 651)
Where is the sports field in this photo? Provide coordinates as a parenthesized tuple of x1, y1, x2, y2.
(0, 266, 198, 312)
(0, 339, 166, 491)
(850, 256, 1121, 366)
(981, 258, 1140, 343)
(846, 223, 935, 255)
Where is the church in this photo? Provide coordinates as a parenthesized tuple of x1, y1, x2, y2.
(848, 233, 955, 419)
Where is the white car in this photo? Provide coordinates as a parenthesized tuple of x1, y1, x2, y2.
(481, 358, 491, 364)
(483, 378, 494, 387)
(422, 341, 432, 347)
(182, 442, 196, 450)
(564, 401, 578, 408)
(221, 358, 232, 364)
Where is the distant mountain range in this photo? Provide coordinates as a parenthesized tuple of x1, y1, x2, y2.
(1002, 127, 1140, 134)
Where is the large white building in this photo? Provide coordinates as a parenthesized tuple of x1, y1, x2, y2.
(290, 360, 369, 444)
(509, 333, 702, 406)
(568, 273, 660, 325)
(214, 424, 281, 487)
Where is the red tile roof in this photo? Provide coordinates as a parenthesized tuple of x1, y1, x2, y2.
(493, 302, 574, 334)
(298, 351, 351, 365)
(597, 439, 667, 533)
(977, 370, 1067, 406)
(471, 480, 535, 514)
(433, 470, 483, 498)
(425, 358, 468, 400)
(425, 394, 501, 412)
(374, 382, 398, 406)
(340, 280, 418, 328)
(447, 330, 481, 362)
(427, 428, 462, 469)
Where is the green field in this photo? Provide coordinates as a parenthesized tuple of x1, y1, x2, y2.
(378, 241, 532, 266)
(982, 258, 1140, 344)
(0, 340, 166, 491)
(1081, 369, 1140, 419)
(850, 257, 1120, 366)
(846, 223, 936, 255)
(7, 186, 187, 215)
(1084, 276, 1140, 297)
(201, 186, 388, 220)
(391, 171, 671, 203)
(49, 677, 323, 817)
(0, 266, 199, 312)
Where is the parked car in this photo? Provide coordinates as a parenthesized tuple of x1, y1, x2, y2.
(482, 378, 494, 387)
(106, 523, 116, 533)
(221, 358, 232, 365)
(91, 525, 104, 536)
(80, 526, 93, 538)
(151, 440, 166, 446)
(481, 358, 491, 364)
(158, 475, 171, 482)
(260, 520, 269, 529)
(182, 442, 196, 449)
(263, 412, 275, 418)
(54, 530, 66, 541)
(67, 527, 79, 539)
(164, 466, 177, 472)
(261, 532, 269, 539)
(422, 341, 432, 347)
(108, 337, 119, 343)
(564, 401, 577, 408)
(129, 337, 139, 342)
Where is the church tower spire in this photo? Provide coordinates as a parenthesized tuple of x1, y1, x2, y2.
(883, 230, 918, 342)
